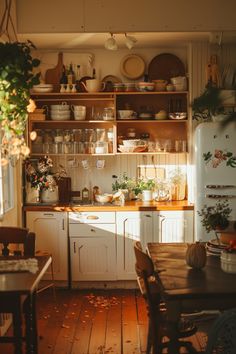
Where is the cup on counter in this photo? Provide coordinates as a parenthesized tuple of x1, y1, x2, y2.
(72, 105, 86, 120)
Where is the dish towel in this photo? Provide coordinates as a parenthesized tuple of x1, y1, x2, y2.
(0, 258, 39, 273)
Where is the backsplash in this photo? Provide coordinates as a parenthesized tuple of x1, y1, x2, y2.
(51, 153, 187, 197)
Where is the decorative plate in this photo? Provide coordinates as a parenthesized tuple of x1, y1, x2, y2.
(120, 54, 145, 80)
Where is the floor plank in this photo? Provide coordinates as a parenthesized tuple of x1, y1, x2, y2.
(0, 288, 209, 354)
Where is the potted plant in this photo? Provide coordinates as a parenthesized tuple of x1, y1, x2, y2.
(0, 40, 40, 165)
(112, 173, 136, 200)
(191, 84, 224, 122)
(192, 83, 236, 124)
(197, 200, 236, 243)
(134, 178, 156, 201)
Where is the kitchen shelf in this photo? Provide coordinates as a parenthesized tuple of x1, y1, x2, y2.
(116, 119, 187, 123)
(29, 90, 189, 156)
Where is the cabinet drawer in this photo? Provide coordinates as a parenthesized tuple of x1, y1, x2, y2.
(69, 223, 116, 237)
(69, 211, 116, 224)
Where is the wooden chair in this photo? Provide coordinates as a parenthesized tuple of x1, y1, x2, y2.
(0, 226, 35, 257)
(0, 226, 56, 353)
(134, 241, 198, 354)
(0, 226, 56, 296)
(205, 308, 236, 354)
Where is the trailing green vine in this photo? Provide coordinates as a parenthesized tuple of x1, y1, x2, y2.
(0, 40, 40, 164)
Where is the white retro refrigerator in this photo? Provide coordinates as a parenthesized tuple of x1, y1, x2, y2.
(194, 122, 236, 241)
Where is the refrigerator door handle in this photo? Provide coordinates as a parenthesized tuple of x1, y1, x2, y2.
(206, 185, 236, 189)
(206, 194, 236, 199)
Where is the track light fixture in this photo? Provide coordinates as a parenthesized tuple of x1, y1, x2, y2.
(104, 33, 118, 50)
(125, 33, 137, 49)
(104, 33, 137, 50)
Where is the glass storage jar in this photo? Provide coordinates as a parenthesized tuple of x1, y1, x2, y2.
(54, 129, 64, 143)
(95, 141, 108, 154)
(96, 128, 106, 142)
(102, 107, 114, 121)
(84, 128, 95, 142)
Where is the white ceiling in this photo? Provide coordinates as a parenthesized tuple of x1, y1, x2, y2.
(17, 32, 213, 50)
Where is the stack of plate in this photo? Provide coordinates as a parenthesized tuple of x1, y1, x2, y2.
(206, 239, 228, 256)
(32, 84, 53, 93)
(50, 104, 71, 121)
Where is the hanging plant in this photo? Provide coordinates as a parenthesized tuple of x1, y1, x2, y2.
(0, 40, 40, 165)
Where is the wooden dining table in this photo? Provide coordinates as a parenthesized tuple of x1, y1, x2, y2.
(0, 255, 52, 354)
(147, 242, 236, 353)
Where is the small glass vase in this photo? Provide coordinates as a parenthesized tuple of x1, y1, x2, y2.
(26, 184, 40, 204)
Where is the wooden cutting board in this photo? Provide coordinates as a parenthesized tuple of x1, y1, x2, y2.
(45, 52, 64, 84)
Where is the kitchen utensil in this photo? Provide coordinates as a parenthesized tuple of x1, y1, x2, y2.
(120, 54, 145, 79)
(45, 52, 64, 84)
(148, 53, 185, 81)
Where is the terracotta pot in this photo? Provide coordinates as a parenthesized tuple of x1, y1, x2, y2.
(219, 231, 236, 245)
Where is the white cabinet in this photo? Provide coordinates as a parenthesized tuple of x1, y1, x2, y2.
(153, 210, 194, 243)
(26, 211, 68, 281)
(69, 212, 116, 281)
(116, 211, 153, 280)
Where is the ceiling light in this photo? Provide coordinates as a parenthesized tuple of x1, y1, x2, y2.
(104, 33, 118, 50)
(125, 33, 137, 49)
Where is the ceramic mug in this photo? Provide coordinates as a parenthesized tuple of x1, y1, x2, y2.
(72, 105, 86, 120)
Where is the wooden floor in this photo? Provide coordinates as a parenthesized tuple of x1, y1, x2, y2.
(1, 288, 210, 354)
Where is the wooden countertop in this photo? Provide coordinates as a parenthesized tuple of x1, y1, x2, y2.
(23, 200, 194, 212)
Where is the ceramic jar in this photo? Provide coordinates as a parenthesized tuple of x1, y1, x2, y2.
(41, 186, 59, 204)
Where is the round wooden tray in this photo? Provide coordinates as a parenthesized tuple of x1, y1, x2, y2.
(148, 53, 185, 81)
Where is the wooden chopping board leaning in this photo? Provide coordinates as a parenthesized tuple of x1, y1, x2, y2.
(45, 52, 64, 84)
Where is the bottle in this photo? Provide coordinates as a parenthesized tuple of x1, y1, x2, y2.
(67, 63, 75, 85)
(82, 187, 90, 203)
(60, 65, 67, 84)
(92, 68, 96, 79)
(93, 186, 100, 202)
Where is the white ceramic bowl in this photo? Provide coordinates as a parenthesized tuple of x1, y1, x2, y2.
(137, 82, 155, 91)
(169, 112, 187, 120)
(118, 110, 134, 119)
(122, 139, 144, 147)
(95, 194, 113, 204)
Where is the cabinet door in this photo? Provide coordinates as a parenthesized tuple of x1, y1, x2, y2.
(154, 211, 193, 243)
(116, 211, 153, 280)
(70, 233, 116, 281)
(26, 211, 68, 281)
